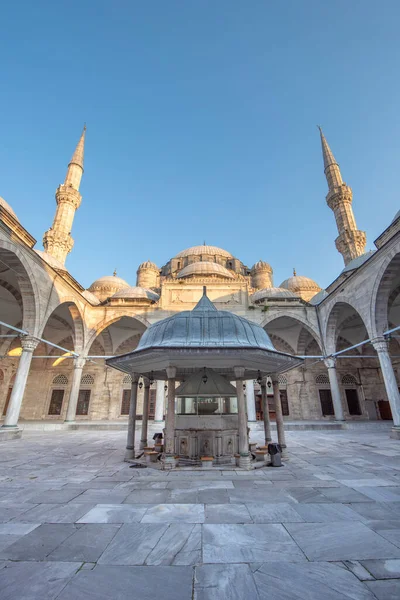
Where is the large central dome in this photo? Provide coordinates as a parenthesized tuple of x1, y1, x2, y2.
(175, 245, 233, 259)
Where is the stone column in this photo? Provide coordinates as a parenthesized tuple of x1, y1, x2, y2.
(125, 375, 139, 460)
(372, 338, 400, 437)
(235, 367, 252, 469)
(164, 366, 176, 466)
(261, 378, 272, 444)
(245, 380, 257, 422)
(140, 378, 150, 450)
(324, 358, 345, 421)
(154, 380, 165, 422)
(2, 336, 38, 428)
(272, 375, 287, 455)
(64, 357, 86, 422)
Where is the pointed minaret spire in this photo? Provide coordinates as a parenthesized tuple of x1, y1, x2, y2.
(43, 126, 86, 265)
(65, 125, 86, 191)
(318, 127, 366, 266)
(318, 126, 343, 188)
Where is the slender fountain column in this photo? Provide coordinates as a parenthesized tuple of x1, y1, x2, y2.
(261, 377, 272, 444)
(64, 357, 86, 422)
(235, 367, 252, 469)
(2, 336, 38, 428)
(324, 358, 345, 421)
(272, 375, 287, 457)
(245, 379, 257, 422)
(164, 367, 177, 467)
(372, 338, 400, 438)
(140, 378, 150, 449)
(154, 380, 165, 422)
(125, 375, 139, 460)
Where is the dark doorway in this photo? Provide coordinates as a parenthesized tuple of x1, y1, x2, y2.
(48, 389, 65, 416)
(345, 389, 361, 415)
(319, 389, 334, 416)
(280, 390, 289, 416)
(2, 387, 12, 416)
(378, 400, 393, 420)
(121, 389, 130, 415)
(149, 388, 156, 420)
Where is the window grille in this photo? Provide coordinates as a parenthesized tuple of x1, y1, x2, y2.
(48, 389, 64, 415)
(52, 374, 68, 385)
(315, 374, 329, 385)
(278, 375, 287, 385)
(81, 374, 94, 385)
(342, 374, 357, 386)
(123, 374, 132, 384)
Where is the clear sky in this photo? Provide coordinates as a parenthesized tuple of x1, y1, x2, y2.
(1, 1, 399, 290)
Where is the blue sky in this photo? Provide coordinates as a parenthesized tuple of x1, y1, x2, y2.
(1, 1, 399, 290)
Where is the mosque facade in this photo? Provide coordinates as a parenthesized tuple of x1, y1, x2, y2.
(0, 127, 399, 438)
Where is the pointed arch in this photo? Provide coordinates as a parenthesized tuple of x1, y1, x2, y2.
(371, 248, 400, 338)
(325, 300, 370, 355)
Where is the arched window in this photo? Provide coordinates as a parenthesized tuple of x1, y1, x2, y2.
(81, 374, 94, 385)
(52, 374, 68, 385)
(315, 374, 330, 385)
(76, 374, 94, 417)
(342, 374, 357, 386)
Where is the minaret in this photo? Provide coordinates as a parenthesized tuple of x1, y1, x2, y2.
(319, 127, 366, 265)
(43, 126, 86, 265)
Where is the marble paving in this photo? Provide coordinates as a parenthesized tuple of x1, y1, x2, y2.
(0, 423, 399, 598)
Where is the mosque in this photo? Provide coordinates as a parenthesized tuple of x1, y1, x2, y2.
(0, 126, 399, 441)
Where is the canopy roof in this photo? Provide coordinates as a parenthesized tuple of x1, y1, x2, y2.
(175, 369, 237, 397)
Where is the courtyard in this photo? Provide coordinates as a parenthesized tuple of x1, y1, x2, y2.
(0, 424, 399, 599)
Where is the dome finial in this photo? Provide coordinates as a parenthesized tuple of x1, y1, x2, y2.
(203, 285, 207, 296)
(293, 267, 296, 276)
(113, 268, 117, 277)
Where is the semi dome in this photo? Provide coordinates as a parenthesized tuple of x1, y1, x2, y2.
(0, 197, 18, 220)
(112, 286, 159, 301)
(175, 245, 233, 259)
(251, 260, 272, 273)
(252, 287, 297, 302)
(341, 251, 375, 274)
(177, 262, 235, 279)
(137, 291, 275, 351)
(138, 260, 159, 271)
(88, 274, 130, 300)
(35, 250, 65, 270)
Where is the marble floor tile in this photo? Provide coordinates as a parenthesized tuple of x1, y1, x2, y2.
(285, 521, 400, 561)
(320, 487, 372, 503)
(361, 559, 400, 579)
(17, 503, 95, 523)
(123, 489, 168, 504)
(245, 502, 304, 523)
(339, 478, 399, 488)
(228, 488, 294, 503)
(205, 503, 252, 524)
(98, 523, 168, 565)
(365, 579, 400, 600)
(168, 489, 199, 503)
(203, 523, 306, 563)
(252, 561, 376, 600)
(0, 560, 80, 600)
(197, 490, 229, 504)
(342, 560, 375, 581)
(293, 503, 367, 522)
(194, 563, 259, 600)
(347, 502, 400, 521)
(57, 565, 193, 600)
(142, 504, 205, 523)
(47, 523, 120, 562)
(145, 523, 200, 565)
(287, 488, 339, 503)
(0, 523, 40, 535)
(77, 503, 149, 523)
(364, 520, 400, 532)
(28, 489, 83, 504)
(73, 490, 130, 504)
(375, 529, 400, 548)
(357, 487, 400, 503)
(0, 503, 37, 522)
(0, 523, 78, 560)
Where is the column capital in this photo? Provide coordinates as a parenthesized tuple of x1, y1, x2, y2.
(143, 376, 151, 388)
(324, 357, 336, 369)
(371, 337, 388, 353)
(20, 335, 38, 352)
(234, 366, 245, 379)
(73, 356, 86, 369)
(166, 366, 176, 379)
(130, 373, 139, 383)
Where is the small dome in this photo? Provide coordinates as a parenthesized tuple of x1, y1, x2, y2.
(88, 275, 130, 299)
(341, 251, 375, 274)
(309, 289, 329, 305)
(251, 260, 272, 273)
(392, 210, 400, 223)
(279, 273, 321, 293)
(112, 286, 159, 301)
(0, 197, 18, 220)
(35, 250, 65, 270)
(175, 245, 233, 259)
(82, 289, 101, 305)
(137, 292, 275, 351)
(138, 260, 159, 271)
(177, 262, 235, 279)
(252, 287, 297, 302)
